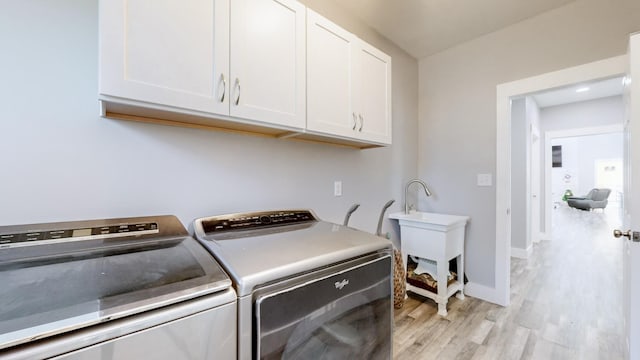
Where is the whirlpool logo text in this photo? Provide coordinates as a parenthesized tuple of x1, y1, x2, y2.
(334, 279, 349, 290)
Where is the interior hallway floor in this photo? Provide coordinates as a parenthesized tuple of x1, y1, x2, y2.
(393, 205, 624, 360)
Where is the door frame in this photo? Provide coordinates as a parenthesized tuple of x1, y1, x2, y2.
(531, 122, 541, 245)
(494, 55, 626, 306)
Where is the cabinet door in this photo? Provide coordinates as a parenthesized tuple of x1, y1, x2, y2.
(306, 9, 356, 138)
(353, 40, 392, 144)
(307, 9, 357, 137)
(229, 0, 306, 129)
(99, 0, 230, 115)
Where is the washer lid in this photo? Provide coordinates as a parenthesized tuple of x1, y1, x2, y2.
(193, 210, 392, 297)
(0, 215, 231, 351)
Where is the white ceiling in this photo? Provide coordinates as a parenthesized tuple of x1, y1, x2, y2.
(329, 1, 624, 108)
(531, 76, 625, 108)
(332, 0, 576, 59)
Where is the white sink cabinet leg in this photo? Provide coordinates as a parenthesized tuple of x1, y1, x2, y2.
(455, 252, 465, 301)
(436, 258, 449, 316)
(401, 247, 410, 300)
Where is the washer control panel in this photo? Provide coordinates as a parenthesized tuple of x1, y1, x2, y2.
(201, 210, 316, 234)
(0, 222, 158, 247)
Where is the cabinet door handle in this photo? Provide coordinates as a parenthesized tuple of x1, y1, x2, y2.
(359, 114, 364, 132)
(234, 78, 241, 106)
(218, 73, 226, 103)
(352, 113, 357, 130)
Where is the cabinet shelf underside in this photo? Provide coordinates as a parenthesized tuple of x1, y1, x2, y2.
(101, 99, 384, 149)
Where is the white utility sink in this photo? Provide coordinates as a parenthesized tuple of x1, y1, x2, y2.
(389, 211, 469, 316)
(388, 211, 469, 229)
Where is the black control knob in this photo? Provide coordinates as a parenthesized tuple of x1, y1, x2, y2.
(260, 216, 272, 224)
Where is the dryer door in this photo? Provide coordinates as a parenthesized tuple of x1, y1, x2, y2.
(255, 253, 392, 360)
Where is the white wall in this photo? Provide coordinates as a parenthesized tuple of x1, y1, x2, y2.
(551, 137, 582, 201)
(551, 133, 623, 201)
(418, 0, 640, 288)
(0, 0, 419, 247)
(541, 96, 624, 132)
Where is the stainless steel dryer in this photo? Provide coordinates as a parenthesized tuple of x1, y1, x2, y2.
(0, 215, 236, 360)
(193, 210, 393, 360)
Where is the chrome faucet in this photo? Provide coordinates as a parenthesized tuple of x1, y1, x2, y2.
(404, 179, 432, 214)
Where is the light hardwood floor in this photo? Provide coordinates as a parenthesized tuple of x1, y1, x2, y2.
(393, 205, 624, 360)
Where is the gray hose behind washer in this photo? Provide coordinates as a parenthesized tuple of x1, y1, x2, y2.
(376, 200, 395, 237)
(343, 204, 360, 226)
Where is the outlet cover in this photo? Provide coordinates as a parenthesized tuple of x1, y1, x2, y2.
(477, 173, 492, 187)
(334, 181, 343, 196)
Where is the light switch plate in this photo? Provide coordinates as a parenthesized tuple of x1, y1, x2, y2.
(477, 173, 492, 187)
(334, 181, 342, 196)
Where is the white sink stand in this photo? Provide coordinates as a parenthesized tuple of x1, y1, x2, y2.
(389, 212, 469, 316)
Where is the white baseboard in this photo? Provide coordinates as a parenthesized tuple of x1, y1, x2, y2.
(465, 281, 506, 306)
(511, 245, 533, 259)
(539, 232, 551, 241)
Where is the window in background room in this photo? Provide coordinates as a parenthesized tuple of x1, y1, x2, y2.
(595, 158, 623, 206)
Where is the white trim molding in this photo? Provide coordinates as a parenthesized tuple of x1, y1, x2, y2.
(495, 55, 626, 308)
(464, 282, 503, 305)
(511, 245, 533, 259)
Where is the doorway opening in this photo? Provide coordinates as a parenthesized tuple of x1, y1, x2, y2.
(494, 55, 626, 307)
(510, 88, 624, 257)
(495, 60, 627, 357)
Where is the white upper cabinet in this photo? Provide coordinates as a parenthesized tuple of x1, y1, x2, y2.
(99, 0, 230, 116)
(306, 10, 392, 145)
(353, 40, 392, 144)
(306, 9, 356, 138)
(229, 0, 306, 129)
(99, 1, 389, 147)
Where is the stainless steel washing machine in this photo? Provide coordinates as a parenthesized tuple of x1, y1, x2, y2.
(193, 210, 393, 360)
(0, 215, 236, 360)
